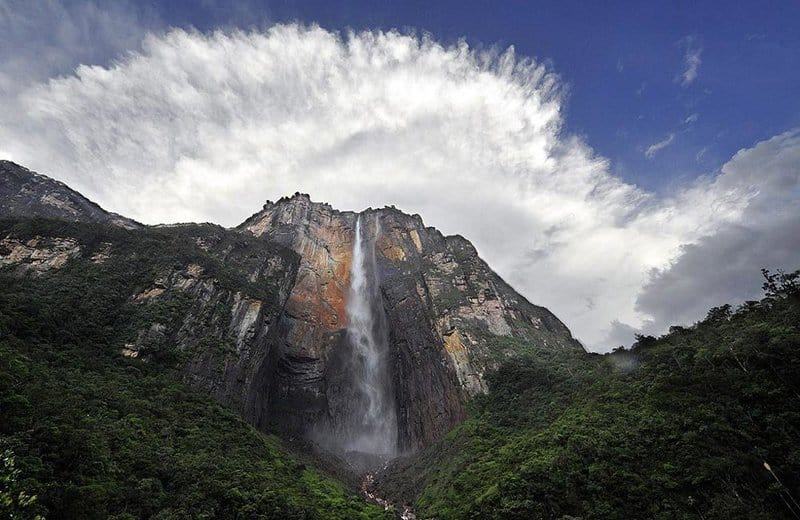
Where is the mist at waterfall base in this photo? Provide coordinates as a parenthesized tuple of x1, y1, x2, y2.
(311, 214, 398, 465)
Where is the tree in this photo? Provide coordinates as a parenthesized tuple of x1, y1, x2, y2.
(761, 269, 800, 300)
(0, 448, 43, 520)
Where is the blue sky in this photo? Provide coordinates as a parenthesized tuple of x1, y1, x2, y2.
(1, 0, 798, 350)
(147, 0, 800, 192)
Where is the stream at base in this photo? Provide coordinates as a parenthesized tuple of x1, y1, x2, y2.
(361, 472, 417, 520)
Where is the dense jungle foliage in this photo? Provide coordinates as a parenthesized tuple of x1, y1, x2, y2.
(1, 216, 798, 519)
(0, 219, 386, 520)
(379, 269, 800, 519)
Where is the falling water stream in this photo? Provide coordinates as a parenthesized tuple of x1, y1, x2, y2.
(343, 214, 398, 456)
(306, 214, 412, 517)
(347, 215, 414, 517)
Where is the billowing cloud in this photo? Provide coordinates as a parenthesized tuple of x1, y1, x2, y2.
(0, 21, 797, 351)
(633, 131, 800, 336)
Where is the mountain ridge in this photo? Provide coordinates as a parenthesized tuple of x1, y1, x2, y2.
(235, 187, 582, 451)
(2, 160, 799, 519)
(0, 160, 142, 230)
(0, 161, 582, 456)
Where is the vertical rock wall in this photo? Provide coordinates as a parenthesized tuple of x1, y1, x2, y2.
(240, 195, 583, 452)
(1, 162, 582, 454)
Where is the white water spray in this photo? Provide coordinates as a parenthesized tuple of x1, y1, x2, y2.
(343, 214, 397, 456)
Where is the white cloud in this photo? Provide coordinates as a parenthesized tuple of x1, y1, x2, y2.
(630, 130, 800, 341)
(0, 22, 797, 351)
(645, 133, 675, 158)
(684, 113, 699, 124)
(677, 36, 702, 87)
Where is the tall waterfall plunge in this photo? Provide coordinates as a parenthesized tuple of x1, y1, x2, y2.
(341, 214, 398, 456)
(309, 213, 398, 462)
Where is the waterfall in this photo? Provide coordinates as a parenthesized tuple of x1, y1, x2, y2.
(343, 214, 397, 456)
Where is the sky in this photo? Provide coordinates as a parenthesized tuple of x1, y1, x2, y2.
(0, 0, 798, 351)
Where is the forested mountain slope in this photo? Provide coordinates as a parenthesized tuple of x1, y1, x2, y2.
(2, 161, 798, 520)
(375, 270, 800, 519)
(0, 218, 387, 519)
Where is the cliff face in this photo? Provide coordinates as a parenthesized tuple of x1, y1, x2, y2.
(1, 163, 582, 455)
(121, 228, 301, 428)
(238, 197, 356, 439)
(240, 194, 583, 451)
(0, 217, 300, 429)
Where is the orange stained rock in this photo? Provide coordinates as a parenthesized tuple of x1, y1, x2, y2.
(443, 329, 466, 353)
(376, 231, 408, 261)
(285, 221, 354, 333)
